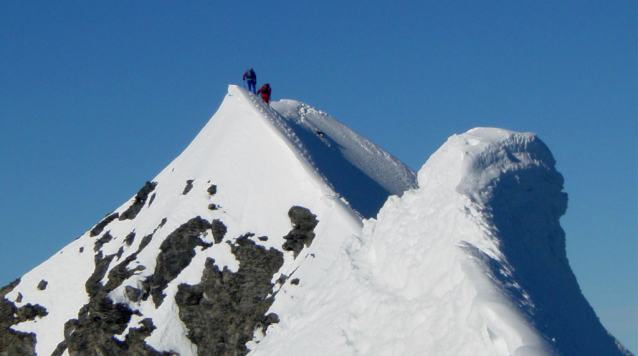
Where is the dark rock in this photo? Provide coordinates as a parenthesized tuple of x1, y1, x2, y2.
(149, 217, 214, 307)
(116, 246, 125, 260)
(124, 232, 136, 246)
(175, 233, 284, 356)
(0, 279, 38, 356)
(258, 236, 268, 241)
(282, 206, 319, 257)
(102, 231, 154, 296)
(211, 219, 227, 244)
(103, 258, 145, 295)
(64, 298, 133, 355)
(207, 184, 217, 196)
(85, 252, 115, 298)
(264, 313, 279, 326)
(123, 319, 178, 355)
(290, 278, 300, 285)
(207, 203, 219, 210)
(50, 340, 67, 356)
(0, 330, 36, 356)
(125, 286, 143, 303)
(16, 304, 48, 322)
(15, 293, 22, 303)
(120, 181, 158, 221)
(276, 274, 288, 286)
(90, 213, 119, 237)
(79, 247, 84, 253)
(139, 234, 153, 251)
(0, 279, 19, 300)
(36, 280, 47, 291)
(148, 192, 156, 207)
(94, 232, 114, 252)
(183, 180, 195, 195)
(62, 230, 171, 356)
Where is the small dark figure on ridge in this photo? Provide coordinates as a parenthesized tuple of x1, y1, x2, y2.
(243, 68, 257, 94)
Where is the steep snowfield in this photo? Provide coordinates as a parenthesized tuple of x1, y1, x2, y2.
(250, 128, 631, 356)
(1, 86, 631, 356)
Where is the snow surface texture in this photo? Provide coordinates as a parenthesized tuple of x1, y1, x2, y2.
(0, 86, 631, 356)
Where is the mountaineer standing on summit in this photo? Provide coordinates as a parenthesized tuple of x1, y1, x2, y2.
(243, 68, 257, 94)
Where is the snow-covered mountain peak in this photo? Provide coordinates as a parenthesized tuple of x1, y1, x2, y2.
(0, 88, 631, 356)
(167, 85, 417, 220)
(249, 128, 630, 356)
(0, 85, 417, 356)
(345, 128, 627, 356)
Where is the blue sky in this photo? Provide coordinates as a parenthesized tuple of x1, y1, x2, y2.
(1, 1, 635, 352)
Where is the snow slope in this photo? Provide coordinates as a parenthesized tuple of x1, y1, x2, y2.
(0, 86, 631, 356)
(0, 85, 415, 356)
(248, 127, 632, 356)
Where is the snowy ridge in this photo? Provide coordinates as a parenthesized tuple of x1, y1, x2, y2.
(271, 99, 417, 197)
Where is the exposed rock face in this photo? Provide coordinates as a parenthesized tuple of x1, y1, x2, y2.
(124, 232, 136, 246)
(94, 232, 114, 252)
(183, 180, 195, 195)
(0, 280, 41, 356)
(211, 219, 227, 244)
(149, 217, 215, 307)
(282, 206, 319, 257)
(90, 212, 119, 237)
(120, 181, 158, 221)
(63, 307, 176, 356)
(60, 228, 166, 356)
(175, 234, 284, 356)
(36, 280, 48, 291)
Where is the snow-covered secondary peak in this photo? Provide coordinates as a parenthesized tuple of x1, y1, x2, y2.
(249, 128, 632, 356)
(0, 88, 631, 356)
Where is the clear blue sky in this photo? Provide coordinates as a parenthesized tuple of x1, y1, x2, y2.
(1, 1, 635, 352)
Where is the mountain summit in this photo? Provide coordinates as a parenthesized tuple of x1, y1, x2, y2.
(0, 86, 631, 356)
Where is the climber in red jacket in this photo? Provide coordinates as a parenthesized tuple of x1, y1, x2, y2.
(257, 83, 271, 105)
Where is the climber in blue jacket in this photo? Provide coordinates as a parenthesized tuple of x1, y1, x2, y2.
(243, 68, 257, 94)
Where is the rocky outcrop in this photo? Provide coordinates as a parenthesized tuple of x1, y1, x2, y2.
(0, 279, 44, 356)
(94, 232, 114, 252)
(124, 232, 136, 246)
(211, 220, 227, 244)
(282, 206, 319, 257)
(36, 280, 47, 291)
(120, 181, 158, 221)
(59, 226, 167, 356)
(182, 180, 195, 195)
(175, 234, 284, 356)
(90, 212, 120, 237)
(149, 217, 214, 307)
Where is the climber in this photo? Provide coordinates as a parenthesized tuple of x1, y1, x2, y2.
(257, 83, 272, 105)
(243, 68, 257, 94)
